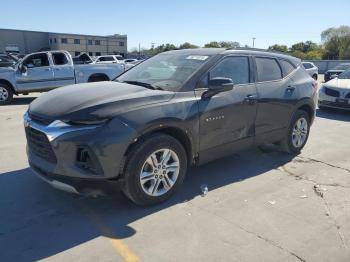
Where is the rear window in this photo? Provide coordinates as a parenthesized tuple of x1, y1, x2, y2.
(302, 63, 312, 69)
(52, 53, 69, 65)
(280, 60, 295, 76)
(256, 57, 282, 82)
(99, 56, 114, 62)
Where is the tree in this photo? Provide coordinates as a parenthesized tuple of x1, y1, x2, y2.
(179, 42, 199, 49)
(204, 41, 221, 48)
(268, 44, 288, 53)
(321, 26, 350, 59)
(204, 41, 240, 48)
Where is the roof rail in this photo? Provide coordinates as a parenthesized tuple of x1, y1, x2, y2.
(226, 47, 287, 55)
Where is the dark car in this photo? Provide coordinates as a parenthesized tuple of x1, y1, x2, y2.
(324, 63, 350, 82)
(24, 48, 317, 205)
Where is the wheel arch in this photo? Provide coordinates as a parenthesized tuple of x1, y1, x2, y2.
(88, 73, 110, 82)
(124, 125, 195, 167)
(298, 104, 314, 120)
(0, 79, 17, 95)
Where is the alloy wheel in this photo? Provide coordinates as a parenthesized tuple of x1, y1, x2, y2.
(0, 87, 8, 101)
(291, 117, 308, 148)
(139, 148, 180, 197)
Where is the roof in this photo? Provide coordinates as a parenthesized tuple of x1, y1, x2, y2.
(163, 48, 301, 64)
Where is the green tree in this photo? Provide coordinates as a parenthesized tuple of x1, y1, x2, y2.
(268, 44, 288, 53)
(204, 41, 240, 48)
(321, 26, 350, 59)
(204, 41, 221, 48)
(179, 42, 199, 49)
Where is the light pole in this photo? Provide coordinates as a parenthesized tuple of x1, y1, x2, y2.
(252, 37, 256, 48)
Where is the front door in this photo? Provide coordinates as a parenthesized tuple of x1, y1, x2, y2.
(196, 56, 258, 163)
(16, 53, 55, 92)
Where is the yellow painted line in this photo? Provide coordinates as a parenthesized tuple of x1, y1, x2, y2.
(78, 203, 140, 262)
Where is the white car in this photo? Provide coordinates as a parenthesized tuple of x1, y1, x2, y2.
(124, 58, 138, 63)
(94, 55, 124, 64)
(318, 69, 350, 110)
(302, 62, 318, 80)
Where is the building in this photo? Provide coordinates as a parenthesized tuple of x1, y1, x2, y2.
(0, 28, 127, 57)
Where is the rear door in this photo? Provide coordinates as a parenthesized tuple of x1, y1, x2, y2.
(254, 57, 297, 139)
(15, 53, 55, 91)
(51, 52, 75, 86)
(196, 55, 258, 162)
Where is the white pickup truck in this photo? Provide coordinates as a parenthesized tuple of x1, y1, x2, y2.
(0, 50, 125, 104)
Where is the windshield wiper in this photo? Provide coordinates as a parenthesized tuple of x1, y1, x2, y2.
(123, 80, 156, 90)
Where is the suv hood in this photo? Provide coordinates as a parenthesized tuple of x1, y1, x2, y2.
(29, 81, 175, 122)
(324, 78, 350, 90)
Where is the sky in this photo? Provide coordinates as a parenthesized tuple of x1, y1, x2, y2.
(1, 0, 349, 51)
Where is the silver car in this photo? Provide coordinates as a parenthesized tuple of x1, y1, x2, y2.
(302, 62, 318, 80)
(318, 69, 350, 110)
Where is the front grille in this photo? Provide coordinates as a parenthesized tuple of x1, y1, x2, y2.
(324, 87, 340, 97)
(25, 127, 57, 163)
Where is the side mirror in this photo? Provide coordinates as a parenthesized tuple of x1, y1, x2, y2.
(18, 63, 27, 74)
(202, 77, 234, 99)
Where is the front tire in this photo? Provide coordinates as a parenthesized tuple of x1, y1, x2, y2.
(279, 110, 310, 154)
(312, 74, 318, 81)
(122, 133, 187, 206)
(0, 84, 13, 105)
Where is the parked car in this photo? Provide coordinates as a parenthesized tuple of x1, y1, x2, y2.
(0, 53, 17, 68)
(324, 63, 350, 82)
(94, 55, 124, 64)
(302, 62, 318, 80)
(124, 59, 138, 63)
(24, 48, 316, 205)
(0, 50, 125, 104)
(319, 68, 350, 110)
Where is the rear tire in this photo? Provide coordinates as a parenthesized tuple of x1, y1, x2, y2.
(279, 110, 310, 154)
(312, 74, 318, 80)
(122, 133, 187, 206)
(0, 83, 13, 105)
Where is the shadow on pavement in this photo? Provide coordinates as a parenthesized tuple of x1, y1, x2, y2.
(0, 149, 294, 261)
(316, 108, 350, 122)
(6, 96, 37, 106)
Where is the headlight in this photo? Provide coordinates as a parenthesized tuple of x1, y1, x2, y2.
(63, 118, 109, 126)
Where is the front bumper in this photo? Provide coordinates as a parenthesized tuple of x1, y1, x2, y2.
(24, 112, 137, 192)
(30, 162, 121, 195)
(318, 89, 350, 110)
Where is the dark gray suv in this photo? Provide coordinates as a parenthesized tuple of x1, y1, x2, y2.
(24, 48, 317, 205)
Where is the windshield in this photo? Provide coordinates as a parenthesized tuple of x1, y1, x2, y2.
(333, 64, 350, 70)
(338, 69, 350, 79)
(116, 53, 211, 91)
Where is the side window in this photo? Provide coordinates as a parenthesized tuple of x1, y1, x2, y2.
(52, 53, 69, 65)
(210, 56, 250, 85)
(279, 60, 295, 76)
(302, 63, 312, 69)
(23, 53, 49, 68)
(103, 57, 114, 61)
(256, 57, 282, 82)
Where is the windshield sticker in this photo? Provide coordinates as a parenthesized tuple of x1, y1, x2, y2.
(186, 55, 208, 61)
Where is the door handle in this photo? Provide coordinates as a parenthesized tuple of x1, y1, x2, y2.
(286, 86, 296, 92)
(244, 94, 258, 105)
(44, 68, 51, 71)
